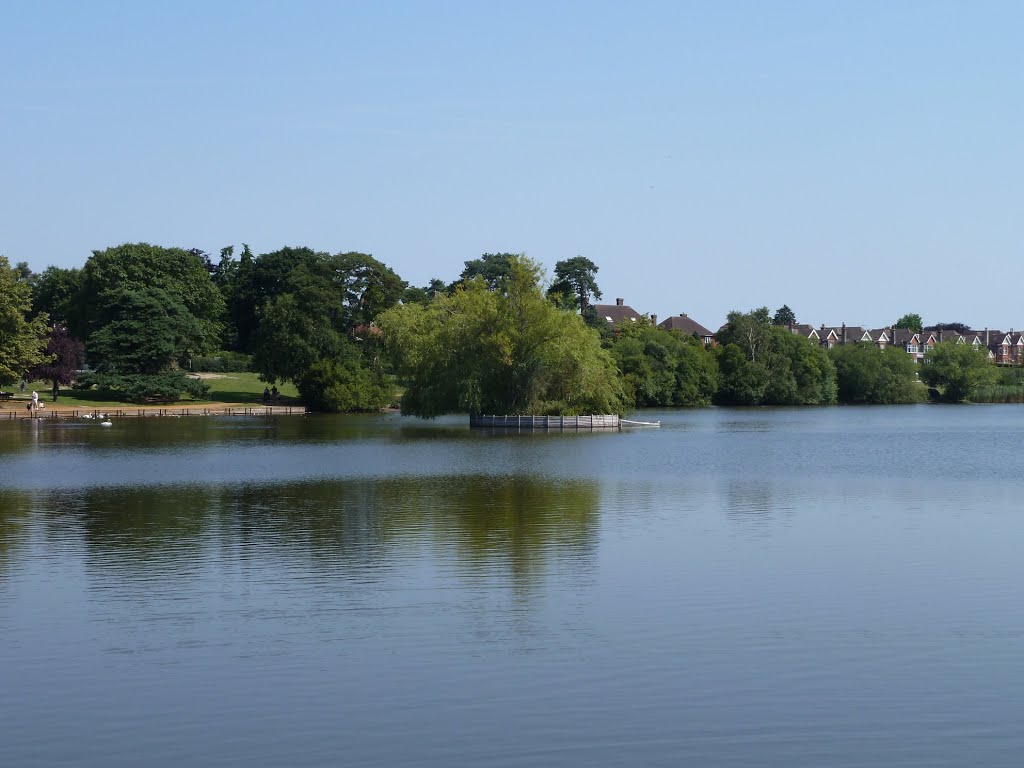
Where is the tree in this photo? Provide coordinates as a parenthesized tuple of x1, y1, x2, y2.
(379, 256, 626, 417)
(330, 251, 407, 331)
(296, 355, 392, 413)
(716, 307, 773, 362)
(31, 266, 83, 324)
(227, 247, 401, 410)
(714, 308, 835, 406)
(925, 322, 971, 334)
(88, 287, 202, 375)
(894, 313, 923, 334)
(74, 243, 224, 351)
(547, 256, 602, 313)
(0, 256, 50, 386)
(608, 321, 718, 407)
(772, 305, 796, 327)
(76, 286, 210, 402)
(715, 344, 768, 405)
(919, 341, 996, 402)
(829, 343, 923, 404)
(28, 325, 85, 401)
(455, 253, 517, 291)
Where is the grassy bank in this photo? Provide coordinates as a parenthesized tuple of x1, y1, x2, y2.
(10, 372, 300, 409)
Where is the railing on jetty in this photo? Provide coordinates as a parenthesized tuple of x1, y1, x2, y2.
(469, 414, 620, 430)
(6, 405, 306, 420)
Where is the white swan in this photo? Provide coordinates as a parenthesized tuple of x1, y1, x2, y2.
(100, 419, 112, 427)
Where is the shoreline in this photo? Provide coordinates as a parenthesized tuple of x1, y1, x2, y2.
(1, 400, 306, 420)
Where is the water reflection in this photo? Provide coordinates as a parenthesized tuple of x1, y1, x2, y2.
(11, 475, 599, 599)
(0, 489, 31, 577)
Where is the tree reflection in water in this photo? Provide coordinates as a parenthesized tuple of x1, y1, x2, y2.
(24, 476, 600, 597)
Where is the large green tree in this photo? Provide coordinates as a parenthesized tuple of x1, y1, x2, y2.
(894, 313, 923, 334)
(233, 247, 402, 411)
(379, 256, 626, 417)
(547, 256, 602, 313)
(0, 256, 50, 386)
(829, 343, 924, 404)
(66, 244, 224, 402)
(74, 243, 224, 353)
(455, 253, 517, 291)
(30, 266, 83, 324)
(714, 308, 836, 406)
(772, 305, 797, 327)
(919, 341, 996, 402)
(609, 321, 718, 406)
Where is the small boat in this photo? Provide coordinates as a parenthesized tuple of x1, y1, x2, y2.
(620, 419, 661, 427)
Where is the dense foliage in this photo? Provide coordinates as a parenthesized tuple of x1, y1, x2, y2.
(829, 343, 924, 404)
(0, 256, 50, 386)
(919, 342, 997, 402)
(714, 308, 836, 405)
(379, 256, 626, 417)
(608, 321, 718, 407)
(7, 243, 1013, 413)
(28, 325, 86, 401)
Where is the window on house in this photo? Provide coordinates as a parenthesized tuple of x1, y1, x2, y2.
(907, 344, 918, 353)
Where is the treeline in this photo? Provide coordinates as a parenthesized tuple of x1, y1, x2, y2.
(0, 247, 1004, 411)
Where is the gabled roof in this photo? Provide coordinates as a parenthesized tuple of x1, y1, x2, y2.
(869, 328, 890, 343)
(890, 328, 920, 345)
(593, 302, 643, 324)
(658, 313, 714, 337)
(791, 324, 819, 339)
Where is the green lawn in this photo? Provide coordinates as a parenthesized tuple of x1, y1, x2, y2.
(15, 372, 300, 408)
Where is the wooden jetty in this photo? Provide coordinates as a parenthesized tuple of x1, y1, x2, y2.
(469, 414, 620, 430)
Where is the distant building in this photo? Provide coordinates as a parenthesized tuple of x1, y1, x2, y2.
(592, 298, 644, 325)
(658, 313, 715, 347)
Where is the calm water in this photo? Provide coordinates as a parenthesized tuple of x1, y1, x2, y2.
(1, 406, 1022, 767)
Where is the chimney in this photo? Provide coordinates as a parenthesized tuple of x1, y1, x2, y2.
(650, 313, 657, 327)
(680, 312, 688, 318)
(841, 323, 847, 344)
(788, 320, 795, 333)
(616, 298, 624, 307)
(985, 327, 989, 345)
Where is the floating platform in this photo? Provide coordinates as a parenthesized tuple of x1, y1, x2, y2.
(469, 414, 620, 430)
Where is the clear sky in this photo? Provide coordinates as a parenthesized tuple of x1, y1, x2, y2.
(3, 1, 1021, 330)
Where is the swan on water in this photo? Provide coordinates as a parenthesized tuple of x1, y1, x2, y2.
(100, 419, 112, 427)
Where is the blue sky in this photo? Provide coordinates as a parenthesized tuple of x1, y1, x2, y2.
(3, 1, 1021, 330)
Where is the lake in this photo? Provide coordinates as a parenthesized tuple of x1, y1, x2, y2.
(1, 406, 1022, 767)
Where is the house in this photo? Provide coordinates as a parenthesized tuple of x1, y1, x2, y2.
(1011, 332, 1024, 363)
(790, 324, 821, 343)
(869, 329, 890, 349)
(658, 313, 715, 346)
(817, 325, 841, 349)
(593, 298, 644, 325)
(890, 328, 922, 361)
(919, 330, 938, 356)
(985, 330, 1011, 363)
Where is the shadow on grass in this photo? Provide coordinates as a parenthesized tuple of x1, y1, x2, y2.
(201, 389, 300, 405)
